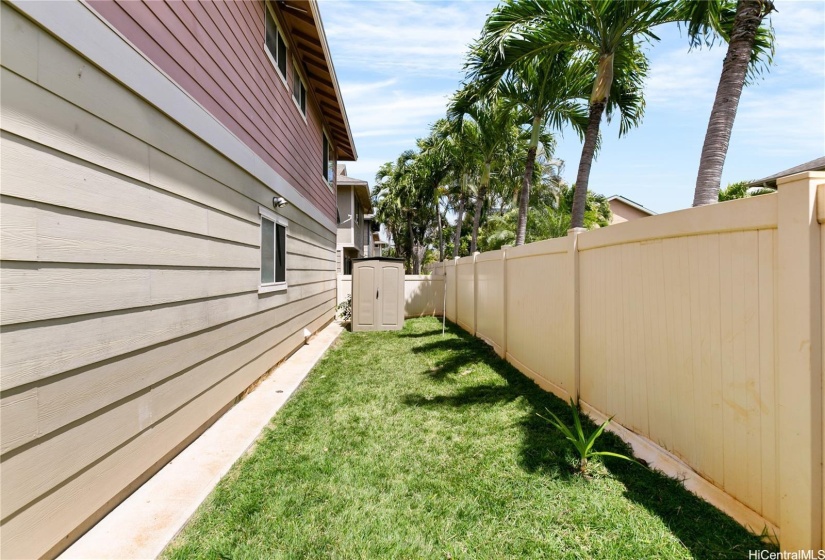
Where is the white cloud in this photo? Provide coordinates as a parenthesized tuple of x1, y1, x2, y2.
(346, 90, 450, 138)
(321, 0, 493, 77)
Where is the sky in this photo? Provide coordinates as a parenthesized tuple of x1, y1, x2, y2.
(319, 0, 825, 214)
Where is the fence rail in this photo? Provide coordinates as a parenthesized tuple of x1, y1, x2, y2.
(429, 172, 825, 553)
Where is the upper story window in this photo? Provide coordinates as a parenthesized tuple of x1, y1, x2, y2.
(292, 64, 307, 116)
(264, 4, 287, 83)
(260, 206, 287, 292)
(322, 133, 334, 190)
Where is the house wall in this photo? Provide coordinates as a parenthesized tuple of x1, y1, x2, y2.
(431, 175, 825, 553)
(87, 0, 337, 223)
(0, 4, 337, 558)
(337, 185, 353, 245)
(609, 199, 652, 224)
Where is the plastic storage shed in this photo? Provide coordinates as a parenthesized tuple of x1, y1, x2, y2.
(351, 258, 405, 332)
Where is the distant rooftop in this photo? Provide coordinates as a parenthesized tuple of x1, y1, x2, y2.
(607, 195, 657, 216)
(746, 156, 825, 189)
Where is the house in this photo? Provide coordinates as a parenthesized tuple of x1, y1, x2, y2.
(336, 164, 377, 274)
(746, 156, 825, 190)
(607, 195, 657, 224)
(0, 1, 355, 557)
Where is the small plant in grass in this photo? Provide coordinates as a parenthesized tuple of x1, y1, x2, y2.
(539, 399, 637, 474)
(337, 294, 352, 323)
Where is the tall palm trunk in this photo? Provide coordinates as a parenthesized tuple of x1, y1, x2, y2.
(516, 115, 543, 246)
(454, 189, 465, 258)
(571, 102, 606, 228)
(692, 0, 772, 207)
(471, 163, 491, 253)
(571, 53, 613, 229)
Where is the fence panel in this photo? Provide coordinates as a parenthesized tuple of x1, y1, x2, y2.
(475, 250, 505, 356)
(456, 256, 475, 334)
(578, 196, 780, 525)
(504, 237, 574, 400)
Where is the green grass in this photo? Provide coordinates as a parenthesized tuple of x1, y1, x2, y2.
(163, 317, 771, 560)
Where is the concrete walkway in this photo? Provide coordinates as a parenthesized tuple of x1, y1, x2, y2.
(60, 322, 344, 560)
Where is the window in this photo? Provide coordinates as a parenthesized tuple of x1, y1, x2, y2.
(292, 64, 307, 116)
(259, 207, 287, 291)
(322, 133, 335, 190)
(264, 4, 287, 83)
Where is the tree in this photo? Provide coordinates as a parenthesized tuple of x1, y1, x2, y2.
(447, 92, 518, 253)
(431, 117, 482, 259)
(683, 0, 776, 206)
(374, 151, 438, 274)
(470, 0, 672, 229)
(469, 48, 589, 245)
(414, 126, 453, 262)
(717, 179, 775, 201)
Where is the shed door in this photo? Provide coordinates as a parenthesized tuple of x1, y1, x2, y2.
(378, 263, 402, 329)
(354, 264, 377, 331)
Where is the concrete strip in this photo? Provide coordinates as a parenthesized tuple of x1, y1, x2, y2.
(59, 322, 344, 560)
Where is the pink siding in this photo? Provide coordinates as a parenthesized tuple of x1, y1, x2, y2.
(89, 0, 336, 222)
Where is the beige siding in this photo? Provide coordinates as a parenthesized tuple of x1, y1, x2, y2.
(0, 6, 335, 558)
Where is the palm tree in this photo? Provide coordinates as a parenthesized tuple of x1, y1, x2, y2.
(414, 127, 453, 262)
(682, 0, 776, 206)
(495, 52, 589, 245)
(430, 118, 481, 258)
(470, 0, 673, 229)
(717, 179, 775, 201)
(447, 92, 517, 253)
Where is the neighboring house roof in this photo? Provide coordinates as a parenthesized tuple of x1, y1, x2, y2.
(337, 165, 372, 213)
(279, 0, 356, 161)
(746, 156, 825, 189)
(607, 195, 657, 216)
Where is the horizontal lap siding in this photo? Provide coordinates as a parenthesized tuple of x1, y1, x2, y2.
(0, 6, 335, 558)
(88, 0, 336, 222)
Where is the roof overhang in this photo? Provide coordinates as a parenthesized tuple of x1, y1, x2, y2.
(746, 156, 825, 189)
(277, 0, 357, 161)
(337, 176, 372, 213)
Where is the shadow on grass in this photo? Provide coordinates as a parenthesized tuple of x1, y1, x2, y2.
(401, 321, 770, 560)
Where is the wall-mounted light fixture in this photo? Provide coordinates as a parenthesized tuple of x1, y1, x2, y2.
(273, 196, 288, 208)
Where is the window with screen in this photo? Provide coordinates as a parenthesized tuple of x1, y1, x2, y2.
(264, 5, 287, 82)
(292, 64, 307, 116)
(260, 207, 287, 291)
(323, 133, 335, 190)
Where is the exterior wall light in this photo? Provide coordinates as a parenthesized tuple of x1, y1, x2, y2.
(273, 196, 288, 208)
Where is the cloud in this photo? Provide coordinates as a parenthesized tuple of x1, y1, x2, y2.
(321, 0, 493, 77)
(346, 91, 450, 138)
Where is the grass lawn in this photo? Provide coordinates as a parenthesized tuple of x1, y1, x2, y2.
(163, 317, 770, 560)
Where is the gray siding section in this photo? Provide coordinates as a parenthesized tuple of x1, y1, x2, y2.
(0, 6, 335, 558)
(337, 185, 353, 245)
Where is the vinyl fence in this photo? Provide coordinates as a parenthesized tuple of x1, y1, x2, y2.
(431, 172, 825, 553)
(337, 274, 444, 318)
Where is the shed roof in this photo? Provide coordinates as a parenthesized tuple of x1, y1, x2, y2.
(277, 0, 356, 161)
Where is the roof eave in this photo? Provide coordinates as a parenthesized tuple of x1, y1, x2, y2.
(306, 0, 357, 161)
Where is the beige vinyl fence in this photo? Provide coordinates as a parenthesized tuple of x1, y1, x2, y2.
(337, 274, 444, 318)
(431, 172, 825, 553)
